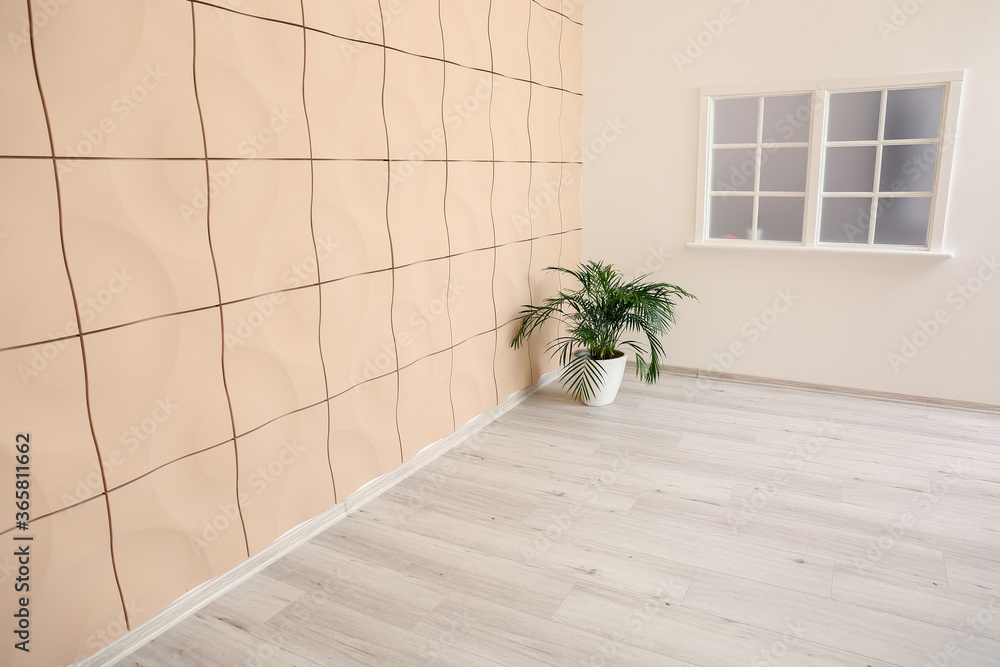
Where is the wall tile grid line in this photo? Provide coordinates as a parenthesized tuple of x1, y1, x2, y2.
(0, 0, 582, 664)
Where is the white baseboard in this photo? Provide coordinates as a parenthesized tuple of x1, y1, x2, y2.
(73, 369, 561, 667)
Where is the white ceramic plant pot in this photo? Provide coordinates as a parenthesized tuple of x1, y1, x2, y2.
(582, 352, 628, 406)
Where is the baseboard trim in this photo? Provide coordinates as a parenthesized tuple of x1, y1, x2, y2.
(73, 369, 561, 667)
(659, 364, 1000, 416)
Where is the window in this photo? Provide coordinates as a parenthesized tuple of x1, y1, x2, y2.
(707, 94, 813, 243)
(694, 72, 963, 253)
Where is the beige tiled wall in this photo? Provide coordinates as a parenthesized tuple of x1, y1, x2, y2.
(0, 0, 582, 664)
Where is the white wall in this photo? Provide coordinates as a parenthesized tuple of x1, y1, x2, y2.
(581, 0, 1000, 406)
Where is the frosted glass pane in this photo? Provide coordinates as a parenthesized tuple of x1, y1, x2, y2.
(884, 87, 944, 140)
(757, 197, 804, 242)
(760, 148, 808, 192)
(762, 95, 812, 143)
(711, 148, 756, 192)
(874, 197, 932, 246)
(827, 91, 881, 141)
(820, 197, 872, 244)
(823, 146, 876, 192)
(709, 196, 753, 240)
(879, 143, 938, 193)
(713, 97, 758, 144)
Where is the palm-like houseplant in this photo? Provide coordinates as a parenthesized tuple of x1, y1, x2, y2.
(511, 260, 696, 405)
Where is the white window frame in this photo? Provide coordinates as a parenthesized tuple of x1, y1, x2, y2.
(691, 71, 964, 256)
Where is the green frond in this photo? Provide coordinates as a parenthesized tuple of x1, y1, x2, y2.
(509, 259, 697, 398)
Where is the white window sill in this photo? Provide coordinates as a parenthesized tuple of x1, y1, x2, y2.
(686, 241, 954, 258)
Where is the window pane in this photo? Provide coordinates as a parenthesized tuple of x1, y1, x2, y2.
(760, 147, 808, 192)
(823, 146, 877, 192)
(713, 97, 758, 144)
(884, 87, 944, 140)
(709, 196, 753, 239)
(758, 197, 804, 242)
(820, 197, 873, 244)
(711, 148, 756, 192)
(874, 197, 932, 246)
(879, 143, 938, 193)
(762, 94, 812, 143)
(827, 91, 881, 141)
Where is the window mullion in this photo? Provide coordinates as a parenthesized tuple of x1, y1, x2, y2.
(751, 96, 764, 241)
(868, 89, 889, 246)
(804, 91, 825, 247)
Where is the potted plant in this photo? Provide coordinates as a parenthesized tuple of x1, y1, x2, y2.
(511, 260, 696, 406)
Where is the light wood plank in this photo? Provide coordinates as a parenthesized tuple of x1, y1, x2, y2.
(682, 568, 1000, 666)
(625, 485, 952, 584)
(553, 582, 899, 667)
(110, 372, 1000, 667)
(683, 430, 934, 488)
(523, 499, 836, 597)
(599, 438, 844, 501)
(944, 549, 1000, 597)
(437, 450, 641, 512)
(757, 428, 1000, 483)
(412, 591, 689, 667)
(726, 481, 1000, 553)
(353, 495, 700, 602)
(842, 478, 1000, 532)
(311, 516, 578, 619)
(249, 593, 502, 667)
(832, 566, 1000, 642)
(262, 542, 449, 632)
(194, 573, 306, 634)
(114, 612, 324, 667)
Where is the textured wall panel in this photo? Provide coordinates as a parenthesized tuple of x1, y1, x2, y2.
(0, 0, 582, 663)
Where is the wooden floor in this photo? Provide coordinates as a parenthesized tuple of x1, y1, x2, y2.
(114, 373, 1000, 667)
